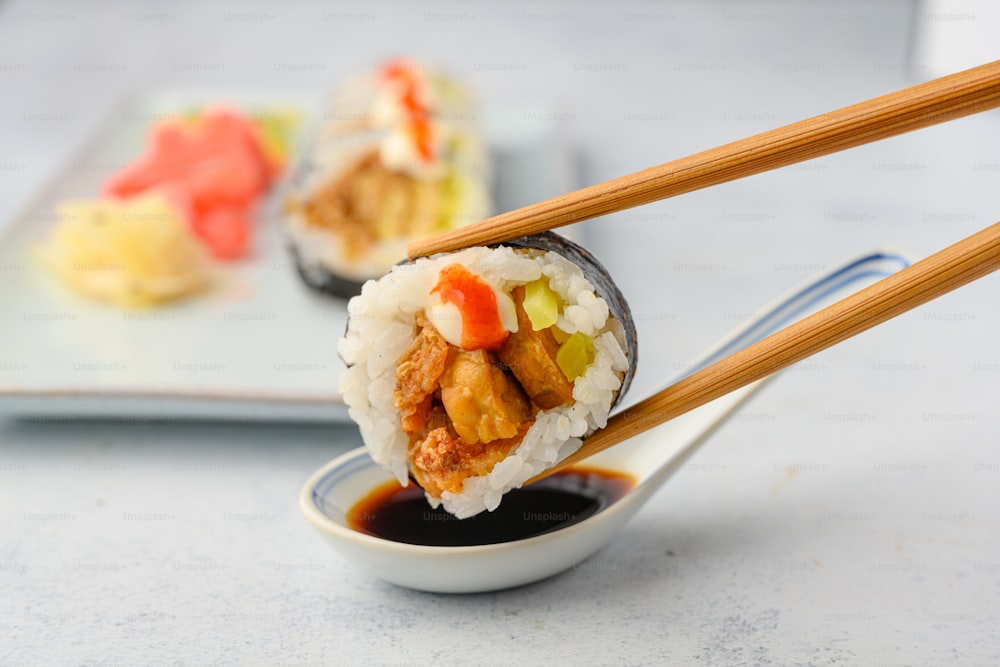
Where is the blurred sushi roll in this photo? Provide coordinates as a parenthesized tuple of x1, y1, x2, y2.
(338, 232, 637, 518)
(284, 59, 492, 298)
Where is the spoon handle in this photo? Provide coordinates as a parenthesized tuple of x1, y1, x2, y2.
(547, 221, 1000, 475)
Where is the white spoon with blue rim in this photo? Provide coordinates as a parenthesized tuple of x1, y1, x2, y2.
(300, 248, 912, 593)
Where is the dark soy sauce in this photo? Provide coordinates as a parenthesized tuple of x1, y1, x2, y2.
(348, 467, 635, 547)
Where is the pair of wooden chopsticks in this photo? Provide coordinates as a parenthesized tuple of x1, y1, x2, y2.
(408, 59, 1000, 259)
(404, 60, 1000, 481)
(540, 220, 1000, 479)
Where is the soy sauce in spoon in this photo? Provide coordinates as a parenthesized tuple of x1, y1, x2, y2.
(348, 466, 635, 547)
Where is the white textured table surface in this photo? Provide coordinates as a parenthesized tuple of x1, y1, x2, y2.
(3, 1, 999, 664)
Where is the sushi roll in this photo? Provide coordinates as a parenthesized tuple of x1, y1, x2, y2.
(285, 59, 492, 298)
(338, 233, 637, 518)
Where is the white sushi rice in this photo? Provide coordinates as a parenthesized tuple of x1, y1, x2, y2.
(337, 245, 631, 518)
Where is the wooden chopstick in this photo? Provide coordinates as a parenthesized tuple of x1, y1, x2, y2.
(408, 60, 1000, 258)
(528, 221, 1000, 482)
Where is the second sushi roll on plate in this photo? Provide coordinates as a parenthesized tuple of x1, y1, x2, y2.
(284, 59, 493, 297)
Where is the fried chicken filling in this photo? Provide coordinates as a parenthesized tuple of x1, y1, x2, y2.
(288, 149, 444, 259)
(393, 301, 575, 498)
(497, 286, 575, 410)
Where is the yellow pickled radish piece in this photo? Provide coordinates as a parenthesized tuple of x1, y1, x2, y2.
(556, 332, 595, 381)
(549, 326, 570, 344)
(522, 278, 560, 331)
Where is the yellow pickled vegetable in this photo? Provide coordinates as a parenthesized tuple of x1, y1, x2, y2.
(549, 326, 570, 344)
(522, 278, 560, 331)
(37, 194, 210, 308)
(555, 332, 595, 381)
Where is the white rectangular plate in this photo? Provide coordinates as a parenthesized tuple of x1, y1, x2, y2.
(0, 90, 574, 422)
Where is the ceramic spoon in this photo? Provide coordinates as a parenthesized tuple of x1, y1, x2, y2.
(300, 250, 909, 593)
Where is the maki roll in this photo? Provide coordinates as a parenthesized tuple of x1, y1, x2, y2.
(338, 233, 637, 518)
(285, 59, 492, 298)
